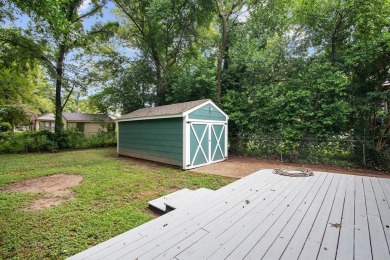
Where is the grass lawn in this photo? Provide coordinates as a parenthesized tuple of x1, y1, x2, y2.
(0, 148, 235, 259)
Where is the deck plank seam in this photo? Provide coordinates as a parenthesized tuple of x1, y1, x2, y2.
(334, 175, 347, 260)
(362, 177, 374, 260)
(367, 177, 390, 257)
(279, 173, 336, 259)
(259, 173, 329, 260)
(316, 173, 347, 259)
(171, 176, 302, 259)
(180, 174, 310, 259)
(213, 173, 322, 259)
(241, 172, 326, 259)
(223, 177, 310, 258)
(372, 178, 390, 254)
(297, 174, 342, 259)
(211, 176, 306, 235)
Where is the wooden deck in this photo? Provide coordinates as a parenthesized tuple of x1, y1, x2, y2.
(69, 170, 390, 260)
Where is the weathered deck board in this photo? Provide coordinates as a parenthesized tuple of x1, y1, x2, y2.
(239, 170, 324, 259)
(298, 173, 343, 259)
(198, 175, 309, 259)
(363, 177, 390, 259)
(180, 174, 304, 259)
(336, 174, 355, 260)
(354, 176, 372, 260)
(371, 178, 390, 253)
(69, 170, 390, 260)
(317, 173, 347, 259)
(279, 173, 336, 260)
(147, 228, 208, 259)
(261, 173, 329, 260)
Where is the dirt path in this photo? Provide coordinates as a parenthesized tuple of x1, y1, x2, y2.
(191, 155, 390, 179)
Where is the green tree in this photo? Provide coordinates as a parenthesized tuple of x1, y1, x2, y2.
(91, 59, 155, 114)
(113, 0, 214, 104)
(214, 0, 246, 105)
(1, 0, 118, 147)
(293, 0, 390, 150)
(0, 42, 54, 112)
(0, 104, 35, 130)
(167, 55, 217, 103)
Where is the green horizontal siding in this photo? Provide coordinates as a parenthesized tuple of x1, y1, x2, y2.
(119, 142, 182, 154)
(120, 139, 182, 147)
(118, 118, 183, 166)
(119, 128, 182, 135)
(188, 103, 226, 121)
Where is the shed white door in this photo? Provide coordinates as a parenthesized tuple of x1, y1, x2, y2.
(188, 122, 226, 168)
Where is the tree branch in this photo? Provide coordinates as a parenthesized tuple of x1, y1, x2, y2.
(61, 85, 75, 109)
(72, 4, 105, 24)
(113, 0, 147, 41)
(0, 38, 56, 72)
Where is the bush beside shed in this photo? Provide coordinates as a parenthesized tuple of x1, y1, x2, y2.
(116, 99, 228, 169)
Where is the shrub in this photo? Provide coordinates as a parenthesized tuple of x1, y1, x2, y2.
(0, 122, 12, 132)
(362, 145, 390, 171)
(0, 129, 116, 154)
(0, 131, 57, 153)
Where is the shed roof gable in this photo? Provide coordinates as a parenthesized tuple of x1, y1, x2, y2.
(118, 99, 213, 121)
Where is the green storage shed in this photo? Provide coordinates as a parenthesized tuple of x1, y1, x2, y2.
(116, 99, 229, 169)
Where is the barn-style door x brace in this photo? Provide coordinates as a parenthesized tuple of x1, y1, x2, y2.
(211, 125, 224, 161)
(190, 124, 209, 166)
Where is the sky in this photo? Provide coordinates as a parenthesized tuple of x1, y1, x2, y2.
(5, 0, 138, 97)
(5, 0, 137, 59)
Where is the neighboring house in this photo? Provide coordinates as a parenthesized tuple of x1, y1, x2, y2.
(35, 113, 55, 131)
(35, 112, 114, 136)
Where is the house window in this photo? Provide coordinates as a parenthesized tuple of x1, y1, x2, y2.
(76, 122, 85, 133)
(40, 121, 54, 131)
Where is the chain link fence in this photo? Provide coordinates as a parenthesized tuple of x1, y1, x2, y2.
(230, 136, 390, 171)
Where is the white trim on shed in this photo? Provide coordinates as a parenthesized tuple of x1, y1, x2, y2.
(116, 99, 228, 170)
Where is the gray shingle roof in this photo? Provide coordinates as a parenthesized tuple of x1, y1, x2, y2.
(118, 99, 210, 120)
(62, 112, 113, 122)
(36, 113, 55, 121)
(36, 113, 113, 122)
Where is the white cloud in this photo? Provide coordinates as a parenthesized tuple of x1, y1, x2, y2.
(237, 5, 249, 23)
(79, 0, 91, 13)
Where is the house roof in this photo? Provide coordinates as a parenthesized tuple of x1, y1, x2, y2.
(36, 113, 55, 121)
(36, 112, 113, 122)
(117, 99, 211, 121)
(62, 112, 113, 122)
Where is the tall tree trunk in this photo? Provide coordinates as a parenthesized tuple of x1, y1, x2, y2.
(156, 64, 164, 105)
(331, 11, 344, 65)
(216, 55, 223, 105)
(54, 43, 66, 145)
(216, 16, 228, 106)
(152, 49, 165, 105)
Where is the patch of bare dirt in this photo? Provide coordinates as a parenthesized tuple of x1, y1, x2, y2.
(191, 156, 390, 179)
(115, 155, 178, 173)
(4, 174, 83, 211)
